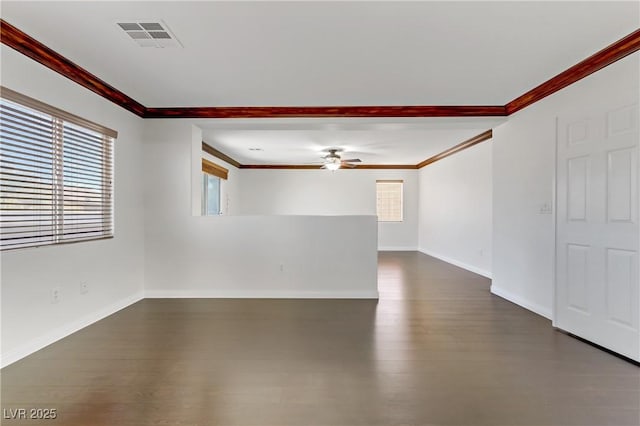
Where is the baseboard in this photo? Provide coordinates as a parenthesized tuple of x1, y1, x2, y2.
(418, 248, 492, 278)
(378, 246, 418, 251)
(0, 291, 144, 368)
(145, 290, 379, 299)
(490, 285, 552, 319)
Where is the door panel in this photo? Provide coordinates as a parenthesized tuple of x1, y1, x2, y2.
(567, 156, 589, 221)
(607, 105, 638, 138)
(607, 148, 636, 223)
(568, 119, 590, 145)
(556, 103, 639, 361)
(567, 244, 590, 313)
(606, 248, 636, 327)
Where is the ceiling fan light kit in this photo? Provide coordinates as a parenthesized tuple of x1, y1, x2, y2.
(321, 149, 361, 170)
(324, 161, 341, 171)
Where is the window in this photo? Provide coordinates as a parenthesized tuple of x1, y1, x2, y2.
(376, 180, 403, 222)
(201, 158, 227, 216)
(0, 87, 116, 250)
(202, 173, 221, 215)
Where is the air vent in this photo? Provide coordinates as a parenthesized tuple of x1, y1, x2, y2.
(117, 21, 182, 48)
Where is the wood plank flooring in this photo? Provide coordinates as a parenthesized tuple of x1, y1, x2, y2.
(2, 252, 639, 425)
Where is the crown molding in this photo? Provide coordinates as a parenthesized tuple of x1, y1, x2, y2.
(417, 129, 493, 168)
(200, 143, 417, 169)
(201, 142, 242, 168)
(0, 19, 147, 117)
(0, 19, 506, 119)
(2, 19, 637, 120)
(239, 164, 319, 169)
(240, 164, 418, 170)
(506, 28, 640, 115)
(2, 19, 639, 169)
(344, 164, 418, 170)
(145, 105, 506, 119)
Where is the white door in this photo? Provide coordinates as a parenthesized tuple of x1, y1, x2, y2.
(555, 102, 639, 361)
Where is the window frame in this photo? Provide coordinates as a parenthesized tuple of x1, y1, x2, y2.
(201, 172, 222, 216)
(376, 179, 404, 223)
(0, 87, 117, 251)
(201, 158, 228, 216)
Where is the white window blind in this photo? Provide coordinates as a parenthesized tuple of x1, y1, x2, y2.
(0, 88, 116, 250)
(376, 180, 403, 222)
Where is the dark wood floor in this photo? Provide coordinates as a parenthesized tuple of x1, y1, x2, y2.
(2, 252, 639, 425)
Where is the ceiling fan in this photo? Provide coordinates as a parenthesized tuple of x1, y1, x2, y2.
(320, 149, 361, 170)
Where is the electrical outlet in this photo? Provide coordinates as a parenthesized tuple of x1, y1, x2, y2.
(539, 203, 553, 214)
(51, 287, 61, 304)
(80, 282, 88, 295)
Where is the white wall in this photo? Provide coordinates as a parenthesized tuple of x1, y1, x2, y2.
(492, 52, 640, 319)
(238, 169, 419, 250)
(0, 46, 146, 367)
(418, 142, 492, 277)
(143, 121, 379, 298)
(145, 214, 379, 298)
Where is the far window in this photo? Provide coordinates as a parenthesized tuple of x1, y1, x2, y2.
(202, 173, 221, 216)
(201, 158, 227, 216)
(376, 180, 403, 222)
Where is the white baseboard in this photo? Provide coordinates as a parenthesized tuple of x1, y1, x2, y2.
(145, 289, 379, 299)
(0, 291, 144, 368)
(490, 285, 552, 319)
(378, 246, 418, 251)
(418, 248, 492, 278)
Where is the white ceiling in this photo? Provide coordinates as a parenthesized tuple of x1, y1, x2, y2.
(196, 117, 504, 165)
(2, 1, 637, 107)
(199, 116, 506, 164)
(1, 1, 638, 164)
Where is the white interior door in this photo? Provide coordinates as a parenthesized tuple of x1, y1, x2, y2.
(555, 102, 639, 361)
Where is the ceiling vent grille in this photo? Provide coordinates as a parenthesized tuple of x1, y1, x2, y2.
(117, 21, 182, 48)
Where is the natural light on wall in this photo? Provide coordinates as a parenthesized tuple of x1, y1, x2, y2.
(376, 180, 403, 222)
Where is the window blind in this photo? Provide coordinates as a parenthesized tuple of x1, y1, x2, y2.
(376, 180, 403, 222)
(0, 88, 115, 250)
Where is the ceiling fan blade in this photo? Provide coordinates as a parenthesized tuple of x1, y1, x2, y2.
(341, 162, 357, 168)
(342, 159, 362, 163)
(320, 164, 327, 169)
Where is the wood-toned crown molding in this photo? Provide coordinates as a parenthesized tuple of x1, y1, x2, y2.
(240, 164, 417, 170)
(201, 141, 417, 170)
(202, 142, 241, 168)
(2, 20, 637, 121)
(417, 129, 493, 168)
(0, 19, 147, 117)
(349, 164, 418, 170)
(240, 164, 323, 170)
(2, 20, 638, 169)
(145, 105, 506, 119)
(506, 28, 640, 115)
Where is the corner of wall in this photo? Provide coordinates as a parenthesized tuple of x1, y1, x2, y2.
(1, 291, 144, 368)
(418, 247, 492, 279)
(490, 285, 552, 319)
